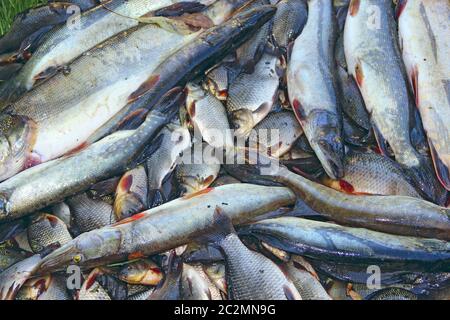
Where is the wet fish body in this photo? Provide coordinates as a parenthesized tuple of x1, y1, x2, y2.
(0, 89, 183, 222)
(287, 0, 344, 179)
(398, 0, 450, 190)
(36, 183, 296, 273)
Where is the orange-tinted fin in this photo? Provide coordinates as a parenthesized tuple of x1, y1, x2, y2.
(182, 187, 214, 200)
(396, 0, 408, 19)
(127, 74, 160, 104)
(112, 212, 147, 227)
(429, 140, 450, 191)
(349, 0, 360, 17)
(116, 108, 148, 131)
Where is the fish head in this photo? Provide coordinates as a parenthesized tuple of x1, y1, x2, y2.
(118, 260, 163, 286)
(231, 109, 255, 138)
(204, 67, 229, 100)
(0, 114, 37, 181)
(37, 228, 122, 273)
(114, 193, 145, 221)
(306, 110, 344, 179)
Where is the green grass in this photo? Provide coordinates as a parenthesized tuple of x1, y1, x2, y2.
(0, 0, 47, 35)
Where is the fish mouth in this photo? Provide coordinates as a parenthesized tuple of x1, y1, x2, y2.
(307, 110, 344, 179)
(313, 139, 344, 179)
(36, 243, 80, 275)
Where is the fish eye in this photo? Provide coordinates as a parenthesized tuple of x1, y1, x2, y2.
(72, 254, 83, 264)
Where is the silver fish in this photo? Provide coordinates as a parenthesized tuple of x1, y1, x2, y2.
(227, 52, 282, 137)
(200, 208, 301, 300)
(287, 0, 344, 179)
(398, 0, 450, 191)
(0, 88, 184, 222)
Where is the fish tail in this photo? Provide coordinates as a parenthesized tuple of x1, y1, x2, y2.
(197, 206, 236, 245)
(148, 188, 166, 208)
(402, 155, 447, 205)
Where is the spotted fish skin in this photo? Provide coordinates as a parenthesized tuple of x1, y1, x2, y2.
(398, 0, 450, 191)
(287, 0, 344, 180)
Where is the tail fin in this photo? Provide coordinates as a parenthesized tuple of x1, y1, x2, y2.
(402, 155, 448, 206)
(197, 207, 235, 245)
(148, 188, 166, 208)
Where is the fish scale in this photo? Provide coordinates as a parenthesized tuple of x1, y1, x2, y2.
(227, 52, 281, 137)
(218, 232, 300, 300)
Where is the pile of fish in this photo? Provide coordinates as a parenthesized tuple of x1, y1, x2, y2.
(0, 0, 448, 300)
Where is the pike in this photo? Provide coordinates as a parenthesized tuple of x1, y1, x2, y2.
(34, 184, 296, 274)
(223, 153, 450, 240)
(344, 0, 442, 202)
(287, 0, 344, 179)
(0, 0, 217, 103)
(0, 87, 185, 222)
(398, 0, 450, 191)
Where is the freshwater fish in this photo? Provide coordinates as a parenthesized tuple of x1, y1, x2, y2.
(146, 124, 191, 207)
(181, 263, 215, 299)
(227, 52, 282, 137)
(321, 150, 424, 198)
(200, 207, 301, 300)
(0, 18, 200, 182)
(114, 165, 148, 220)
(224, 154, 450, 240)
(398, 0, 450, 191)
(240, 217, 450, 271)
(27, 213, 72, 253)
(247, 111, 303, 158)
(283, 256, 332, 300)
(366, 287, 418, 300)
(118, 259, 163, 286)
(36, 184, 296, 274)
(271, 0, 308, 52)
(148, 252, 182, 300)
(235, 0, 272, 73)
(16, 274, 71, 300)
(0, 87, 184, 222)
(186, 82, 233, 149)
(0, 2, 81, 55)
(77, 268, 111, 300)
(175, 145, 221, 195)
(287, 0, 344, 179)
(0, 254, 42, 300)
(0, 0, 215, 103)
(66, 193, 116, 233)
(344, 0, 441, 203)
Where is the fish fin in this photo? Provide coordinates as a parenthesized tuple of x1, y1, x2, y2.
(116, 108, 148, 131)
(0, 254, 42, 300)
(283, 284, 301, 300)
(128, 134, 165, 169)
(149, 86, 186, 118)
(371, 121, 391, 157)
(253, 102, 271, 118)
(127, 75, 160, 104)
(401, 155, 447, 205)
(153, 2, 207, 17)
(428, 140, 450, 191)
(148, 188, 166, 208)
(137, 16, 200, 35)
(33, 66, 59, 81)
(395, 0, 408, 19)
(172, 13, 214, 30)
(197, 206, 235, 245)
